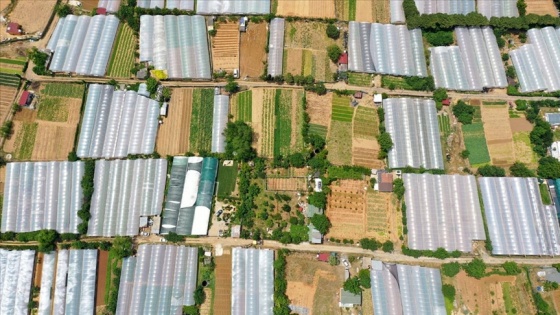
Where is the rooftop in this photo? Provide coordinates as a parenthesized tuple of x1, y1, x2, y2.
(340, 289, 361, 306)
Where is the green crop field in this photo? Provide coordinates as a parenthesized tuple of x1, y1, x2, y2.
(348, 72, 372, 87)
(235, 91, 252, 122)
(274, 89, 293, 157)
(331, 95, 354, 122)
(348, 0, 357, 20)
(217, 161, 238, 198)
(108, 24, 137, 78)
(483, 100, 507, 105)
(0, 58, 26, 65)
(37, 98, 68, 122)
(472, 106, 482, 123)
(462, 123, 491, 165)
(42, 83, 84, 98)
(15, 122, 38, 160)
(302, 50, 313, 76)
(438, 114, 451, 135)
(261, 89, 276, 157)
(189, 89, 214, 153)
(381, 75, 413, 90)
(309, 123, 328, 138)
(0, 68, 22, 75)
(327, 120, 353, 165)
(0, 73, 20, 87)
(353, 106, 378, 140)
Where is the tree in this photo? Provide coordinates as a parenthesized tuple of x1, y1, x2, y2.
(328, 254, 339, 266)
(517, 0, 527, 16)
(110, 236, 133, 259)
(358, 269, 371, 288)
(382, 241, 394, 253)
(327, 45, 343, 63)
(326, 24, 340, 39)
(225, 77, 240, 94)
(308, 192, 327, 209)
(425, 31, 454, 46)
(310, 214, 331, 235)
(162, 87, 172, 101)
(452, 101, 475, 124)
(165, 232, 186, 243)
(224, 121, 257, 162)
(442, 262, 461, 277)
(502, 261, 521, 275)
(183, 305, 200, 315)
(442, 284, 456, 300)
(509, 161, 535, 177)
(57, 4, 72, 17)
(282, 204, 291, 212)
(530, 119, 554, 157)
(194, 285, 206, 305)
(370, 177, 377, 188)
(433, 88, 448, 102)
(377, 132, 393, 154)
(0, 120, 13, 137)
(460, 150, 470, 159)
(146, 77, 158, 94)
(288, 153, 305, 168)
(463, 258, 486, 279)
(360, 238, 381, 251)
(537, 157, 560, 179)
(393, 178, 405, 200)
(343, 276, 362, 294)
(477, 165, 506, 177)
(208, 29, 217, 36)
(37, 230, 59, 252)
(68, 151, 79, 161)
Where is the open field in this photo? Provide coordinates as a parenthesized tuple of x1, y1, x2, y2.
(328, 120, 353, 165)
(266, 177, 307, 191)
(239, 22, 267, 78)
(510, 117, 533, 133)
(348, 72, 373, 87)
(156, 88, 193, 156)
(353, 105, 378, 140)
(283, 48, 333, 82)
(217, 161, 238, 198)
(41, 83, 84, 98)
(230, 90, 252, 122)
(335, 0, 390, 22)
(274, 89, 293, 157)
(306, 92, 332, 127)
(513, 132, 539, 166)
(96, 250, 109, 307)
(366, 190, 400, 242)
(481, 105, 515, 167)
(189, 89, 214, 153)
(309, 124, 328, 138)
(211, 22, 240, 71)
(107, 24, 137, 78)
(214, 254, 232, 315)
(0, 85, 17, 122)
(525, 0, 559, 15)
(277, 0, 336, 18)
(462, 123, 491, 166)
(7, 0, 57, 34)
(352, 104, 383, 168)
(381, 75, 412, 90)
(331, 95, 353, 122)
(0, 58, 25, 75)
(326, 180, 367, 240)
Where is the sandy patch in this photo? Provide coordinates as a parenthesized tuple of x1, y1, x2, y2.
(211, 22, 240, 71)
(306, 92, 332, 126)
(526, 0, 559, 15)
(251, 88, 264, 154)
(510, 117, 533, 133)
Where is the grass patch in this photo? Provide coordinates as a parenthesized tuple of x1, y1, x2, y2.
(509, 110, 521, 118)
(107, 24, 137, 78)
(327, 120, 353, 165)
(15, 122, 38, 160)
(0, 67, 22, 75)
(302, 49, 313, 76)
(348, 72, 372, 87)
(353, 106, 378, 140)
(462, 123, 491, 165)
(235, 90, 252, 122)
(438, 114, 451, 136)
(502, 283, 515, 315)
(309, 123, 328, 138)
(274, 89, 293, 157)
(0, 73, 20, 87)
(37, 97, 68, 122)
(348, 0, 357, 20)
(483, 101, 507, 105)
(444, 295, 453, 315)
(513, 132, 538, 164)
(42, 83, 84, 98)
(381, 75, 412, 90)
(540, 184, 552, 205)
(217, 161, 238, 198)
(331, 95, 354, 122)
(0, 58, 26, 65)
(104, 251, 115, 304)
(189, 89, 214, 153)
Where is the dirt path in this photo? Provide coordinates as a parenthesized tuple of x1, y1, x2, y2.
(95, 250, 109, 308)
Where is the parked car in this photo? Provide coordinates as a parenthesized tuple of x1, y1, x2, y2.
(217, 209, 223, 216)
(342, 259, 350, 269)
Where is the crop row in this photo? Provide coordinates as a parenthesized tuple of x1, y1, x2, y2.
(108, 24, 137, 78)
(189, 89, 214, 153)
(438, 114, 451, 135)
(309, 124, 328, 138)
(236, 91, 252, 122)
(0, 73, 20, 87)
(353, 106, 378, 139)
(42, 83, 84, 98)
(274, 89, 293, 157)
(462, 123, 490, 165)
(261, 89, 276, 158)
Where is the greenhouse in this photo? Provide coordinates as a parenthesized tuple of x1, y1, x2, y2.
(431, 27, 507, 91)
(97, 0, 121, 12)
(477, 0, 518, 18)
(232, 248, 274, 315)
(76, 84, 160, 159)
(267, 18, 285, 77)
(403, 174, 486, 252)
(196, 0, 270, 14)
(139, 15, 211, 79)
(0, 250, 35, 315)
(480, 177, 560, 256)
(47, 14, 119, 76)
(510, 27, 560, 93)
(1, 161, 84, 234)
(161, 157, 218, 235)
(348, 22, 427, 76)
(414, 0, 474, 14)
(38, 253, 56, 315)
(211, 95, 230, 153)
(137, 0, 194, 9)
(116, 245, 198, 314)
(87, 159, 168, 237)
(383, 98, 443, 169)
(390, 0, 405, 23)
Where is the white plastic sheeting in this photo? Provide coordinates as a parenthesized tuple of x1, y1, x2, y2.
(267, 18, 284, 77)
(98, 0, 121, 12)
(478, 0, 518, 18)
(383, 98, 443, 169)
(480, 177, 560, 256)
(138, 0, 194, 9)
(211, 95, 230, 153)
(232, 248, 274, 315)
(1, 161, 84, 234)
(38, 253, 56, 315)
(52, 250, 69, 315)
(414, 0, 475, 14)
(390, 0, 405, 23)
(348, 22, 427, 76)
(197, 0, 270, 14)
(48, 15, 118, 76)
(404, 174, 486, 252)
(77, 84, 160, 159)
(88, 159, 167, 237)
(139, 15, 211, 79)
(116, 245, 198, 315)
(0, 250, 36, 315)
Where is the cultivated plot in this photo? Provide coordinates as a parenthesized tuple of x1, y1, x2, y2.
(156, 88, 193, 156)
(239, 22, 267, 78)
(7, 0, 56, 33)
(352, 105, 383, 169)
(189, 89, 215, 153)
(327, 95, 353, 165)
(231, 90, 252, 122)
(211, 22, 240, 72)
(336, 0, 390, 22)
(462, 123, 491, 166)
(481, 104, 515, 167)
(107, 24, 137, 78)
(277, 0, 335, 18)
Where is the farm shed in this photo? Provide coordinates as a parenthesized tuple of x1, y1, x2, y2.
(370, 261, 446, 315)
(6, 22, 22, 35)
(479, 177, 560, 256)
(116, 245, 199, 314)
(211, 94, 229, 153)
(76, 84, 160, 159)
(1, 161, 84, 234)
(348, 23, 427, 77)
(267, 18, 285, 78)
(308, 224, 322, 244)
(97, 0, 121, 12)
(403, 173, 486, 252)
(232, 248, 274, 315)
(510, 27, 560, 93)
(477, 0, 518, 18)
(196, 0, 270, 14)
(414, 0, 474, 14)
(545, 113, 560, 126)
(139, 15, 211, 79)
(161, 156, 218, 236)
(17, 91, 31, 106)
(430, 27, 507, 91)
(383, 98, 444, 169)
(47, 15, 119, 76)
(0, 250, 35, 314)
(87, 159, 167, 237)
(377, 170, 393, 192)
(38, 253, 56, 315)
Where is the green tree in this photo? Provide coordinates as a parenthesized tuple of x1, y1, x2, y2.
(460, 150, 470, 159)
(326, 24, 340, 39)
(343, 276, 362, 294)
(393, 178, 405, 200)
(57, 4, 72, 17)
(358, 269, 371, 288)
(37, 230, 59, 252)
(310, 214, 331, 234)
(183, 305, 200, 315)
(360, 238, 381, 251)
(162, 87, 172, 101)
(477, 165, 506, 177)
(442, 262, 461, 277)
(433, 88, 448, 102)
(442, 284, 456, 300)
(208, 29, 217, 36)
(502, 261, 521, 275)
(146, 77, 158, 94)
(530, 119, 554, 157)
(68, 151, 79, 162)
(164, 232, 186, 243)
(110, 236, 133, 259)
(537, 157, 560, 179)
(224, 121, 257, 162)
(517, 0, 527, 16)
(225, 77, 240, 94)
(308, 192, 327, 209)
(382, 241, 394, 253)
(452, 101, 475, 124)
(509, 161, 535, 177)
(377, 132, 393, 154)
(194, 285, 206, 305)
(327, 45, 343, 63)
(288, 153, 305, 168)
(425, 31, 454, 46)
(463, 258, 486, 279)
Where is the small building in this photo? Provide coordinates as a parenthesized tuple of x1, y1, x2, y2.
(441, 98, 451, 106)
(551, 141, 560, 161)
(545, 113, 560, 127)
(339, 289, 361, 307)
(314, 178, 322, 192)
(96, 7, 107, 15)
(18, 91, 32, 106)
(377, 170, 394, 192)
(206, 16, 215, 31)
(151, 216, 161, 234)
(231, 225, 241, 238)
(136, 68, 148, 80)
(308, 224, 322, 244)
(305, 204, 323, 218)
(317, 253, 330, 262)
(373, 94, 383, 104)
(6, 22, 22, 35)
(338, 53, 348, 72)
(160, 102, 168, 117)
(539, 267, 560, 283)
(353, 91, 363, 99)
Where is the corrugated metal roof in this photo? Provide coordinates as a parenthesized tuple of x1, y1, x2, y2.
(196, 0, 270, 14)
(232, 248, 274, 315)
(546, 113, 560, 126)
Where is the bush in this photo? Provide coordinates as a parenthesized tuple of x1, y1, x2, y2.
(477, 165, 506, 177)
(360, 238, 381, 251)
(425, 31, 454, 46)
(452, 100, 475, 124)
(463, 258, 486, 279)
(509, 162, 535, 177)
(393, 178, 405, 200)
(502, 261, 521, 275)
(308, 192, 327, 209)
(530, 119, 554, 157)
(327, 45, 343, 63)
(343, 276, 362, 294)
(537, 156, 560, 179)
(382, 241, 394, 253)
(358, 269, 371, 288)
(310, 214, 331, 234)
(460, 150, 470, 159)
(326, 24, 340, 39)
(442, 284, 456, 300)
(442, 262, 461, 277)
(224, 121, 257, 162)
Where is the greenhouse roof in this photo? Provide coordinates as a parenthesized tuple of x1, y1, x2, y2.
(477, 0, 518, 18)
(196, 0, 270, 14)
(0, 250, 35, 314)
(232, 248, 274, 315)
(414, 0, 475, 15)
(98, 0, 121, 12)
(267, 18, 285, 78)
(38, 252, 56, 315)
(138, 0, 194, 9)
(211, 95, 229, 153)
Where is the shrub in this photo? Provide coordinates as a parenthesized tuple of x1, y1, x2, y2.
(502, 261, 521, 275)
(452, 100, 475, 124)
(477, 165, 506, 177)
(442, 284, 456, 300)
(425, 31, 454, 46)
(326, 24, 340, 39)
(509, 162, 535, 177)
(327, 45, 343, 63)
(442, 262, 461, 277)
(463, 258, 486, 279)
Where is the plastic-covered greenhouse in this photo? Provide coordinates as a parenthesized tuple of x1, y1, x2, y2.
(478, 0, 518, 18)
(137, 0, 165, 8)
(1, 161, 84, 234)
(370, 261, 446, 315)
(510, 27, 560, 93)
(479, 177, 560, 256)
(161, 157, 218, 235)
(348, 22, 427, 76)
(38, 252, 56, 315)
(139, 15, 211, 79)
(403, 174, 486, 252)
(211, 95, 229, 153)
(267, 18, 285, 77)
(47, 15, 119, 76)
(87, 159, 167, 237)
(196, 0, 270, 14)
(0, 249, 35, 315)
(232, 248, 274, 315)
(383, 98, 443, 169)
(414, 0, 474, 14)
(98, 0, 121, 12)
(390, 0, 405, 23)
(76, 84, 160, 159)
(116, 245, 198, 315)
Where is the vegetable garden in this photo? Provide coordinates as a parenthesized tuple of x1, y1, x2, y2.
(438, 114, 451, 136)
(37, 98, 68, 122)
(353, 106, 378, 140)
(14, 122, 38, 160)
(309, 124, 327, 138)
(261, 89, 276, 158)
(217, 161, 238, 198)
(331, 95, 354, 122)
(107, 24, 137, 78)
(0, 73, 20, 87)
(274, 89, 293, 157)
(348, 72, 372, 87)
(189, 89, 215, 153)
(0, 58, 26, 75)
(462, 123, 491, 165)
(233, 91, 252, 122)
(42, 83, 84, 98)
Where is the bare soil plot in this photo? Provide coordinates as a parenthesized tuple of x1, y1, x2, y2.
(7, 0, 57, 34)
(526, 0, 559, 15)
(0, 86, 18, 122)
(352, 104, 383, 168)
(34, 252, 44, 287)
(352, 138, 383, 168)
(212, 23, 240, 72)
(214, 254, 232, 315)
(481, 105, 515, 166)
(81, 0, 98, 10)
(251, 88, 265, 154)
(156, 88, 193, 156)
(306, 92, 332, 127)
(357, 0, 390, 23)
(266, 177, 306, 191)
(510, 117, 533, 133)
(239, 22, 267, 78)
(326, 180, 370, 240)
(277, 0, 336, 18)
(96, 250, 109, 307)
(284, 49, 303, 75)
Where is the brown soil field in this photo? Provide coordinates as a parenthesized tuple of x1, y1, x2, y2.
(34, 252, 43, 287)
(510, 117, 533, 132)
(306, 92, 332, 126)
(326, 180, 369, 240)
(356, 0, 390, 23)
(81, 0, 99, 10)
(266, 177, 307, 191)
(239, 22, 267, 78)
(96, 250, 109, 307)
(0, 86, 18, 122)
(481, 105, 515, 166)
(365, 190, 400, 243)
(214, 254, 232, 315)
(526, 0, 559, 15)
(352, 138, 383, 169)
(212, 23, 240, 72)
(156, 88, 193, 156)
(277, 0, 336, 18)
(285, 49, 303, 75)
(7, 0, 57, 34)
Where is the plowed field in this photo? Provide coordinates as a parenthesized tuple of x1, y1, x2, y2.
(240, 22, 267, 78)
(212, 23, 240, 71)
(277, 0, 335, 18)
(156, 88, 193, 156)
(481, 105, 515, 166)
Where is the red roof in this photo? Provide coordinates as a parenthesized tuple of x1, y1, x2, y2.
(6, 22, 21, 35)
(96, 8, 107, 15)
(18, 91, 30, 106)
(317, 253, 329, 262)
(442, 99, 451, 106)
(338, 53, 348, 65)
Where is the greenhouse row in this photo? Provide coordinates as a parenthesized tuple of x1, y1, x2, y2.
(479, 177, 560, 256)
(1, 161, 84, 234)
(161, 157, 218, 235)
(413, 0, 475, 15)
(390, 0, 405, 23)
(232, 248, 274, 315)
(138, 0, 194, 9)
(196, 0, 270, 14)
(88, 159, 167, 237)
(431, 27, 507, 91)
(348, 22, 427, 76)
(139, 15, 211, 79)
(97, 0, 121, 12)
(38, 253, 56, 315)
(211, 95, 230, 153)
(76, 84, 160, 159)
(267, 18, 285, 78)
(47, 15, 119, 76)
(0, 250, 35, 315)
(510, 27, 560, 93)
(383, 98, 443, 170)
(117, 245, 198, 314)
(403, 174, 486, 252)
(370, 261, 446, 315)
(477, 0, 518, 18)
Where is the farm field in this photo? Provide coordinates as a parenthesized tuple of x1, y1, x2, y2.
(0, 57, 26, 75)
(96, 250, 109, 307)
(381, 75, 413, 90)
(277, 0, 335, 18)
(525, 0, 559, 15)
(189, 89, 215, 153)
(239, 22, 267, 78)
(331, 95, 353, 122)
(0, 73, 20, 87)
(365, 190, 400, 243)
(156, 88, 193, 156)
(328, 95, 353, 165)
(352, 105, 383, 168)
(481, 104, 515, 167)
(217, 161, 238, 198)
(266, 177, 307, 191)
(462, 123, 491, 166)
(309, 124, 327, 138)
(107, 24, 137, 78)
(214, 254, 232, 315)
(348, 72, 373, 87)
(211, 22, 240, 71)
(335, 0, 390, 22)
(512, 132, 539, 166)
(306, 92, 332, 127)
(230, 90, 252, 122)
(438, 114, 451, 136)
(0, 85, 18, 122)
(274, 89, 293, 157)
(7, 0, 56, 34)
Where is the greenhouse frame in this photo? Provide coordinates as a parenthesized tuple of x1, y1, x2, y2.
(0, 250, 35, 315)
(403, 174, 486, 252)
(211, 95, 230, 153)
(76, 84, 160, 159)
(87, 159, 167, 237)
(139, 15, 211, 79)
(414, 0, 475, 15)
(47, 15, 119, 76)
(232, 248, 274, 315)
(477, 0, 518, 18)
(1, 161, 84, 234)
(267, 18, 285, 77)
(383, 98, 443, 169)
(116, 245, 199, 315)
(38, 252, 56, 315)
(161, 157, 218, 235)
(480, 177, 560, 256)
(196, 0, 270, 14)
(97, 0, 121, 12)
